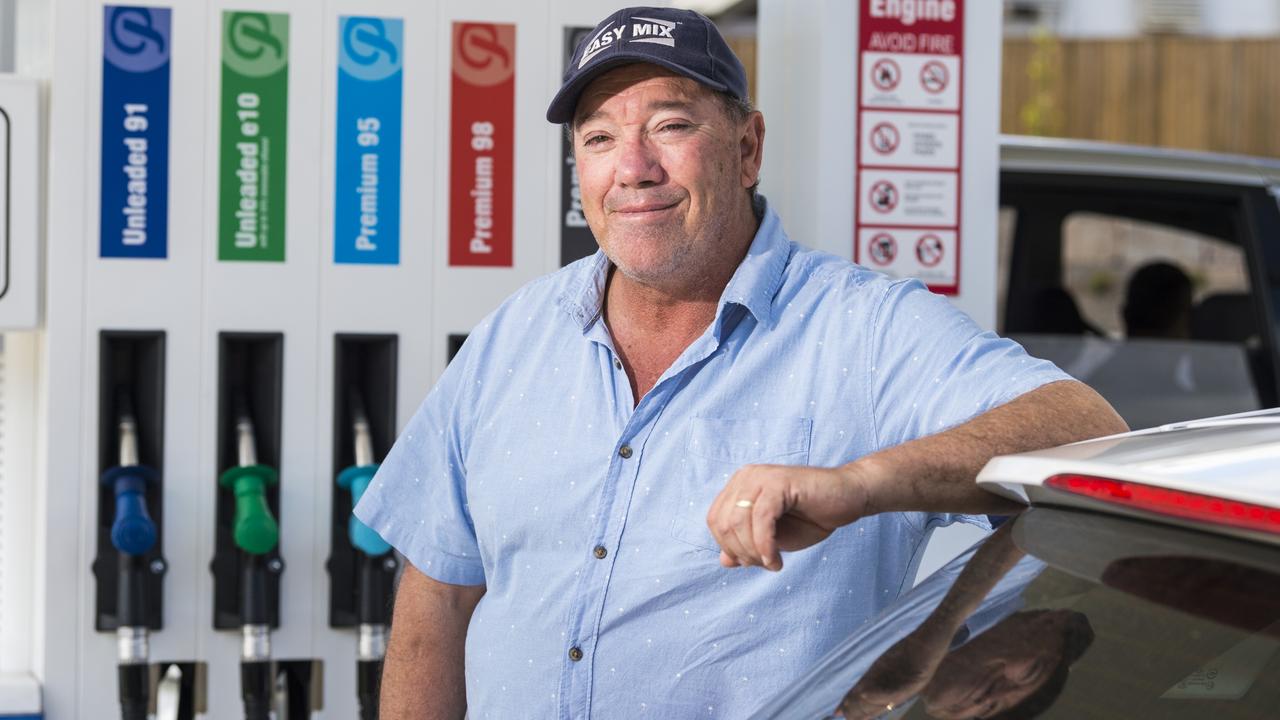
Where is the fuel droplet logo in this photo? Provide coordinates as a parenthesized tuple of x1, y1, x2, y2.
(339, 16, 403, 82)
(105, 6, 170, 73)
(452, 23, 515, 88)
(223, 12, 289, 78)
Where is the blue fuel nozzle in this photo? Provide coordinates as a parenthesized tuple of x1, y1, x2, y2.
(337, 464, 391, 556)
(102, 465, 160, 556)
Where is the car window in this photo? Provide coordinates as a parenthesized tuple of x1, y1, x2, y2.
(750, 509, 1280, 719)
(1060, 212, 1250, 338)
(998, 175, 1274, 429)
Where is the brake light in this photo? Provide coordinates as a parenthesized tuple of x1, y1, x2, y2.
(1045, 474, 1280, 535)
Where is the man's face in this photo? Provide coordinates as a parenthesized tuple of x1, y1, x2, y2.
(572, 64, 761, 293)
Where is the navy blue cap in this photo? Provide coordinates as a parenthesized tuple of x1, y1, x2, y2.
(547, 6, 748, 124)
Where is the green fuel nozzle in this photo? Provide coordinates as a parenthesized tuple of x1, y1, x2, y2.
(219, 406, 279, 556)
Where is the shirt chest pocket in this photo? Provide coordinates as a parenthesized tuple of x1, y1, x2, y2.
(671, 416, 813, 552)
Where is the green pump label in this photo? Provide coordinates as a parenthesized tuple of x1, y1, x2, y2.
(218, 11, 289, 262)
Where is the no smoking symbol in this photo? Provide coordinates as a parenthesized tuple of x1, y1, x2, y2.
(871, 58, 900, 91)
(916, 234, 944, 267)
(869, 234, 897, 266)
(869, 181, 898, 213)
(870, 122, 899, 155)
(920, 61, 949, 94)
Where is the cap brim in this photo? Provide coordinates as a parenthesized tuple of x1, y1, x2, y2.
(545, 53, 731, 124)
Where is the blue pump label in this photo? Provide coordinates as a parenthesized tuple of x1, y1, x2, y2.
(100, 6, 171, 259)
(334, 16, 403, 265)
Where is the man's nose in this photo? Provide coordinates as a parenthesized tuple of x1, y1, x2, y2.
(614, 135, 664, 188)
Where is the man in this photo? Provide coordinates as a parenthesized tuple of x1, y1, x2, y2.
(355, 7, 1126, 718)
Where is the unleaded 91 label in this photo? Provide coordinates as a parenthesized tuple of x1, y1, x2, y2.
(100, 6, 171, 259)
(218, 11, 289, 262)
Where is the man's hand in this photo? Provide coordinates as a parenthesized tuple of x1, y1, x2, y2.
(706, 464, 871, 571)
(704, 380, 1127, 572)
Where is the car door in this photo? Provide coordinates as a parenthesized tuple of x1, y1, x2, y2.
(998, 170, 1280, 429)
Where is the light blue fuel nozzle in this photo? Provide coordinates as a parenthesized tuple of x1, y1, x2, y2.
(338, 393, 392, 556)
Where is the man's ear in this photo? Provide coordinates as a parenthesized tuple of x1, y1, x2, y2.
(739, 112, 765, 189)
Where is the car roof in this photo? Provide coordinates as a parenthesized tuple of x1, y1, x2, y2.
(1001, 134, 1280, 188)
(978, 407, 1280, 545)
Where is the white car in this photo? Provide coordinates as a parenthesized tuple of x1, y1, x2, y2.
(751, 408, 1280, 719)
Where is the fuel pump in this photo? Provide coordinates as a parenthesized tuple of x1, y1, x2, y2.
(218, 399, 280, 720)
(336, 390, 396, 720)
(101, 393, 160, 720)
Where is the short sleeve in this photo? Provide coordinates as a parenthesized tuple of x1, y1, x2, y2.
(870, 278, 1074, 449)
(354, 337, 486, 586)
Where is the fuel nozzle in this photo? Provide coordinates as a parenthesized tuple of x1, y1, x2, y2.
(219, 396, 279, 720)
(101, 391, 160, 720)
(336, 392, 391, 557)
(219, 398, 279, 556)
(336, 389, 394, 720)
(103, 394, 159, 558)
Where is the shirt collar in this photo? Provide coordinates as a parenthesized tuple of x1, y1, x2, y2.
(558, 195, 791, 334)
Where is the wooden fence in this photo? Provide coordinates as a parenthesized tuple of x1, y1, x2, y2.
(1002, 36, 1280, 158)
(724, 36, 1280, 158)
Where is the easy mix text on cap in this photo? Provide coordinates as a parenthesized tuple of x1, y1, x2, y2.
(546, 6, 749, 124)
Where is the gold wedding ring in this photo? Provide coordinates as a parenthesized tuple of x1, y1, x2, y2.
(735, 499, 754, 509)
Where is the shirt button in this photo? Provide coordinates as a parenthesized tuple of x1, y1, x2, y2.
(568, 646, 584, 662)
(619, 445, 633, 459)
(593, 545, 608, 559)
(614, 358, 622, 370)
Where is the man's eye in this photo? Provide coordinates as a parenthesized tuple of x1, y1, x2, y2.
(659, 122, 691, 133)
(582, 134, 610, 147)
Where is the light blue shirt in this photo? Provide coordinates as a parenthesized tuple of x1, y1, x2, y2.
(355, 199, 1072, 719)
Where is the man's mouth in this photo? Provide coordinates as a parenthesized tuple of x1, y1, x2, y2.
(612, 200, 680, 215)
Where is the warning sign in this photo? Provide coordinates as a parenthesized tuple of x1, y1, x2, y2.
(868, 233, 897, 266)
(920, 60, 949, 94)
(859, 170, 956, 226)
(871, 57, 901, 91)
(855, 0, 963, 295)
(868, 179, 899, 213)
(857, 228, 957, 292)
(869, 122, 900, 155)
(859, 111, 957, 168)
(861, 52, 960, 111)
(916, 233, 944, 266)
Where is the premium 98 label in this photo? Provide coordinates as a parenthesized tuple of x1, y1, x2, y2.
(448, 22, 515, 267)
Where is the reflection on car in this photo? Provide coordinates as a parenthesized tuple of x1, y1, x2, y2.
(749, 409, 1280, 719)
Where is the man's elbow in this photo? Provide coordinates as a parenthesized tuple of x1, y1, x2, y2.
(1052, 379, 1130, 439)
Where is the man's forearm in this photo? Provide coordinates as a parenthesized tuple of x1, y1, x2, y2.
(382, 566, 485, 719)
(849, 379, 1128, 515)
